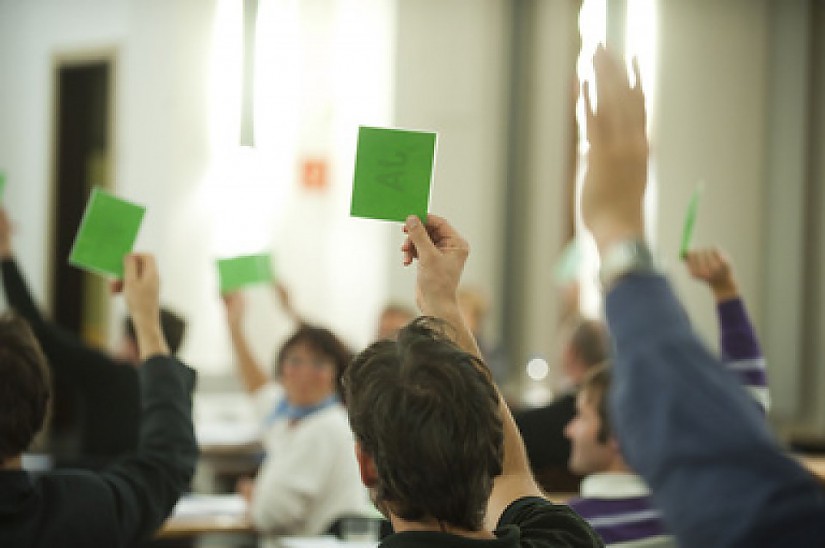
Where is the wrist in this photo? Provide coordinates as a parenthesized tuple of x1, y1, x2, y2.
(135, 324, 170, 360)
(711, 283, 740, 303)
(588, 218, 645, 256)
(599, 237, 659, 290)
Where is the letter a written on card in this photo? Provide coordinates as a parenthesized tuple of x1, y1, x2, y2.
(350, 126, 436, 223)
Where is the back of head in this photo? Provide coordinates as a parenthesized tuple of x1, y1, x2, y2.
(0, 313, 51, 462)
(344, 317, 503, 531)
(124, 307, 187, 356)
(568, 317, 610, 369)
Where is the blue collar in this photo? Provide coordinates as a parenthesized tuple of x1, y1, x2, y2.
(264, 394, 339, 426)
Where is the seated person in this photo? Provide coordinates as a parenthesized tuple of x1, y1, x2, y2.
(342, 213, 601, 547)
(221, 290, 367, 536)
(564, 246, 769, 545)
(515, 317, 610, 491)
(580, 46, 825, 546)
(0, 208, 187, 469)
(0, 253, 198, 546)
(376, 302, 416, 341)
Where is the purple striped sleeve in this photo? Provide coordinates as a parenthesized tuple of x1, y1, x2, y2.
(717, 298, 762, 361)
(568, 496, 667, 544)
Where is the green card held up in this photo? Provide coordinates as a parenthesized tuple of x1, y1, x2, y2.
(680, 183, 704, 258)
(68, 188, 146, 278)
(0, 171, 6, 203)
(217, 253, 275, 293)
(350, 126, 436, 223)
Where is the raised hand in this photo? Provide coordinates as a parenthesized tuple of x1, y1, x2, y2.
(581, 45, 648, 254)
(121, 253, 169, 359)
(401, 214, 469, 317)
(684, 247, 739, 303)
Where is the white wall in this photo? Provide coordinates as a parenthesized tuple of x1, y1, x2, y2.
(655, 0, 769, 348)
(0, 0, 395, 375)
(389, 0, 511, 344)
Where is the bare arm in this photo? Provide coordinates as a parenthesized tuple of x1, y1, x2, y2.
(401, 214, 541, 530)
(222, 292, 269, 394)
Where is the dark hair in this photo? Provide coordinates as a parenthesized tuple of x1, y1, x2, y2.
(124, 307, 187, 355)
(344, 317, 504, 531)
(569, 318, 610, 367)
(275, 324, 353, 397)
(581, 364, 612, 444)
(0, 313, 51, 462)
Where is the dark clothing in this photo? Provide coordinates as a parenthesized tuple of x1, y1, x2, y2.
(379, 497, 602, 547)
(515, 394, 581, 492)
(0, 355, 198, 547)
(606, 273, 825, 547)
(1, 258, 141, 468)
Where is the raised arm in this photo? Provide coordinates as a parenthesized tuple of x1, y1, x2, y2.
(581, 46, 825, 546)
(0, 208, 121, 378)
(101, 254, 198, 542)
(401, 214, 542, 530)
(221, 291, 269, 394)
(684, 248, 769, 410)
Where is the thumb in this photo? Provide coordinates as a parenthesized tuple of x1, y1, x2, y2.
(405, 215, 436, 261)
(123, 254, 139, 286)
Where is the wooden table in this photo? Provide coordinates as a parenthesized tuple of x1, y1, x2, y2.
(156, 494, 255, 539)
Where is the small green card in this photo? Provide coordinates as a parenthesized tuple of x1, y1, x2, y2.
(350, 126, 436, 223)
(680, 183, 704, 258)
(217, 253, 275, 293)
(68, 188, 146, 278)
(0, 171, 6, 203)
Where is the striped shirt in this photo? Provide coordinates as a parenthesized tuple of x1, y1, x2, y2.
(568, 297, 767, 545)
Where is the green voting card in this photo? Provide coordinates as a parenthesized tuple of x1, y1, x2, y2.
(0, 171, 6, 203)
(680, 183, 704, 258)
(217, 253, 275, 293)
(68, 188, 146, 278)
(350, 126, 436, 223)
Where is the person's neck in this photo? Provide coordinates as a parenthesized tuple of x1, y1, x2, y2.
(389, 514, 495, 539)
(605, 454, 633, 474)
(1, 456, 22, 471)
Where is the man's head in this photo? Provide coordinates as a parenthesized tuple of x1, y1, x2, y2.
(561, 317, 610, 387)
(0, 314, 50, 465)
(344, 317, 503, 531)
(375, 303, 416, 341)
(120, 307, 187, 363)
(564, 364, 624, 475)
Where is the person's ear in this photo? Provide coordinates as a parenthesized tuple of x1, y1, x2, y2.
(354, 441, 379, 487)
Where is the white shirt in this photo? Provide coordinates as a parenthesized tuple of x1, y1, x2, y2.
(250, 384, 369, 536)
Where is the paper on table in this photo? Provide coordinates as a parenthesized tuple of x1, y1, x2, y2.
(172, 494, 248, 518)
(217, 253, 275, 293)
(350, 126, 436, 223)
(68, 188, 146, 278)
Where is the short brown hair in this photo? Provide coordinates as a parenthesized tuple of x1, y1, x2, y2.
(344, 317, 503, 531)
(0, 314, 51, 462)
(581, 364, 612, 443)
(275, 324, 353, 397)
(569, 318, 610, 367)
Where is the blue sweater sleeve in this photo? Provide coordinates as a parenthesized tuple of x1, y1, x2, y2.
(605, 273, 825, 547)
